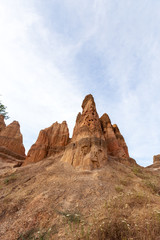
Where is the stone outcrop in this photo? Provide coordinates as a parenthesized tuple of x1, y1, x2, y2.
(24, 121, 69, 165)
(0, 120, 25, 157)
(61, 95, 130, 170)
(23, 94, 131, 169)
(0, 118, 25, 172)
(112, 124, 129, 157)
(61, 95, 108, 170)
(146, 155, 160, 172)
(153, 155, 160, 164)
(100, 114, 129, 159)
(0, 115, 6, 132)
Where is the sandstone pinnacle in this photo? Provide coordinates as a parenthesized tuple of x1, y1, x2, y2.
(23, 94, 131, 169)
(0, 120, 25, 156)
(24, 121, 69, 165)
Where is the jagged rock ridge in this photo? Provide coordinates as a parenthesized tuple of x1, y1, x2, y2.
(23, 94, 132, 170)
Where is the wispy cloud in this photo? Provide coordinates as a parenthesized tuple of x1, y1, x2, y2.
(0, 0, 160, 166)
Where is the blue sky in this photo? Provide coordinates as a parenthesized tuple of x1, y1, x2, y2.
(1, 0, 160, 166)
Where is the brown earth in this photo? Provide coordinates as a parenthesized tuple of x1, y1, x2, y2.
(0, 155, 160, 240)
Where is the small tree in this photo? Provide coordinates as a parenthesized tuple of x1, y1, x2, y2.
(0, 100, 9, 119)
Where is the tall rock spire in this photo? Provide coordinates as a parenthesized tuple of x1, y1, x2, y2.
(61, 94, 108, 170)
(72, 94, 103, 141)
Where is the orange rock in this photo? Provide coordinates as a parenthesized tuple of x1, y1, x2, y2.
(61, 94, 108, 170)
(24, 121, 69, 165)
(23, 94, 131, 169)
(0, 115, 6, 132)
(112, 124, 129, 158)
(153, 155, 160, 164)
(72, 94, 103, 141)
(100, 114, 129, 159)
(0, 121, 25, 156)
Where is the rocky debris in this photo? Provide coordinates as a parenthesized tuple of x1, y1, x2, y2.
(24, 121, 69, 165)
(153, 154, 160, 164)
(0, 120, 25, 157)
(0, 115, 6, 132)
(61, 94, 108, 170)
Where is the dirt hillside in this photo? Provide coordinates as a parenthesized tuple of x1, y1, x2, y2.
(0, 155, 160, 240)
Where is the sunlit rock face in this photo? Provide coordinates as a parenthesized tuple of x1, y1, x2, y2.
(100, 113, 129, 159)
(0, 120, 25, 157)
(23, 121, 69, 165)
(0, 119, 25, 172)
(61, 94, 108, 170)
(23, 94, 132, 170)
(153, 155, 160, 164)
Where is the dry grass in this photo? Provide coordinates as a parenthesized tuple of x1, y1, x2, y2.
(0, 157, 160, 240)
(93, 191, 160, 240)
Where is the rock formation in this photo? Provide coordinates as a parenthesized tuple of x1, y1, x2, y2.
(0, 120, 25, 157)
(61, 95, 130, 170)
(0, 115, 6, 132)
(61, 95, 108, 170)
(100, 114, 129, 159)
(23, 94, 131, 169)
(146, 154, 160, 172)
(24, 121, 69, 165)
(153, 155, 160, 164)
(0, 117, 25, 173)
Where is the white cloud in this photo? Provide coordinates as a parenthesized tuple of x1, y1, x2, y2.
(0, 0, 160, 166)
(0, 1, 84, 151)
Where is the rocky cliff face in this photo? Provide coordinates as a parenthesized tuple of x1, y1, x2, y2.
(23, 94, 131, 169)
(0, 117, 25, 173)
(24, 121, 69, 165)
(0, 120, 25, 157)
(100, 114, 129, 159)
(61, 94, 108, 170)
